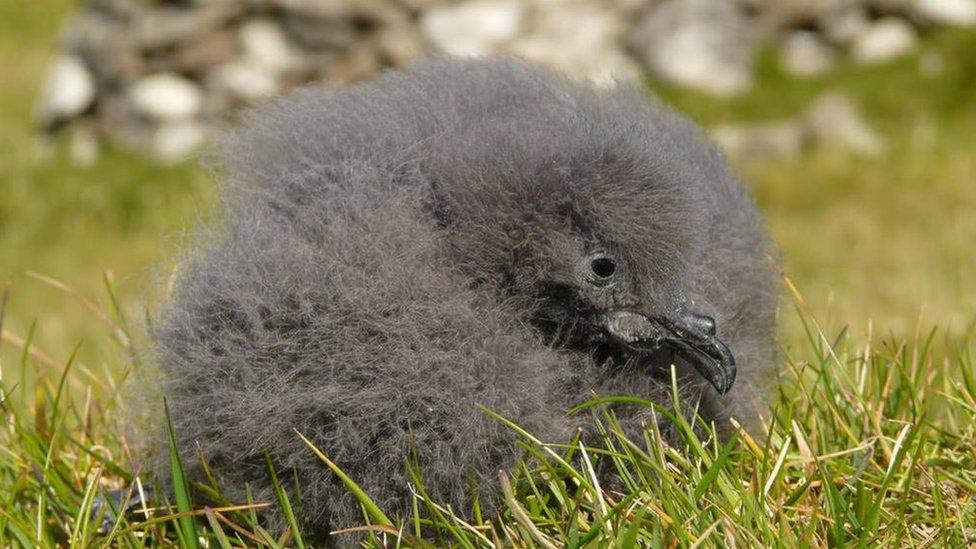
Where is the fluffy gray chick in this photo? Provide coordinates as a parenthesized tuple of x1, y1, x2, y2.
(151, 58, 778, 541)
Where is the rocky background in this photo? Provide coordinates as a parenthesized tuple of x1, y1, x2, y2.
(35, 0, 976, 165)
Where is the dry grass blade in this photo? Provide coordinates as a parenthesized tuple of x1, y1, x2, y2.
(498, 471, 558, 549)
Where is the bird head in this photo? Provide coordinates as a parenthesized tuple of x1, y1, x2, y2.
(425, 84, 738, 394)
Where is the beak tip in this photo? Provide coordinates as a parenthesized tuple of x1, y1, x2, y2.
(714, 370, 735, 395)
(678, 336, 737, 395)
(705, 364, 735, 395)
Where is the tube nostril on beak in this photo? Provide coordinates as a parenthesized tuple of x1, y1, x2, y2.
(688, 313, 716, 337)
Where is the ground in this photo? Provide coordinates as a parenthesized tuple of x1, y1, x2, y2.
(1, 1, 974, 546)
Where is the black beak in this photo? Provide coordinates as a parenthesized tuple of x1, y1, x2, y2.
(657, 311, 736, 395)
(602, 309, 737, 394)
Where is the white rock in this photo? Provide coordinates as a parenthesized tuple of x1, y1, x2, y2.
(152, 121, 207, 163)
(129, 73, 204, 121)
(852, 17, 918, 64)
(420, 0, 524, 57)
(819, 4, 870, 45)
(629, 0, 757, 96)
(209, 61, 281, 102)
(780, 31, 836, 77)
(910, 0, 976, 26)
(35, 55, 96, 127)
(511, 1, 640, 86)
(803, 91, 885, 156)
(239, 18, 304, 75)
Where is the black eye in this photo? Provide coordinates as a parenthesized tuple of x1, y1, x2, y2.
(590, 256, 616, 279)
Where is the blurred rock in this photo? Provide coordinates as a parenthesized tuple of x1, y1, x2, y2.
(757, 0, 845, 30)
(129, 73, 204, 121)
(780, 31, 836, 77)
(96, 93, 154, 148)
(867, 0, 913, 16)
(152, 120, 207, 163)
(629, 0, 757, 96)
(819, 2, 871, 44)
(374, 24, 425, 66)
(273, 0, 396, 20)
(421, 0, 524, 57)
(35, 55, 96, 130)
(320, 43, 383, 83)
(273, 0, 345, 17)
(62, 10, 142, 83)
(281, 14, 358, 50)
(240, 19, 305, 75)
(852, 17, 918, 64)
(712, 120, 806, 162)
(713, 91, 886, 161)
(85, 0, 144, 17)
(398, 0, 439, 12)
(512, 1, 640, 85)
(208, 61, 282, 103)
(41, 0, 969, 162)
(910, 0, 976, 26)
(131, 2, 245, 49)
(161, 30, 239, 73)
(803, 91, 885, 155)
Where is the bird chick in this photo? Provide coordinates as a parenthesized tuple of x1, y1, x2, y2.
(150, 58, 778, 541)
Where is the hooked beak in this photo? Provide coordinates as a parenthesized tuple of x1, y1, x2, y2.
(602, 309, 737, 394)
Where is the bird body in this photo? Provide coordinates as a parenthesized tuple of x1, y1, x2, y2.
(151, 58, 778, 540)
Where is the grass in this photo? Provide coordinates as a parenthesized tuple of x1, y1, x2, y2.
(2, 0, 975, 546)
(1, 279, 974, 546)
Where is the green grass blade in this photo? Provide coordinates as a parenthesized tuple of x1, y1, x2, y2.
(263, 451, 306, 549)
(164, 398, 200, 549)
(693, 436, 736, 501)
(294, 429, 393, 527)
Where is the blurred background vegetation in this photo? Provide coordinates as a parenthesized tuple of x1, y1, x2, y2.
(1, 0, 974, 375)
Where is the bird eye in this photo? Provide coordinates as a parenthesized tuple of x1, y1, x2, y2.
(590, 255, 616, 279)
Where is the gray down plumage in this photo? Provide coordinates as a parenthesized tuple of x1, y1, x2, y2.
(149, 58, 779, 542)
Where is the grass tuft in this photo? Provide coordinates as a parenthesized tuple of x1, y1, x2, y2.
(165, 398, 200, 549)
(1, 279, 973, 547)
